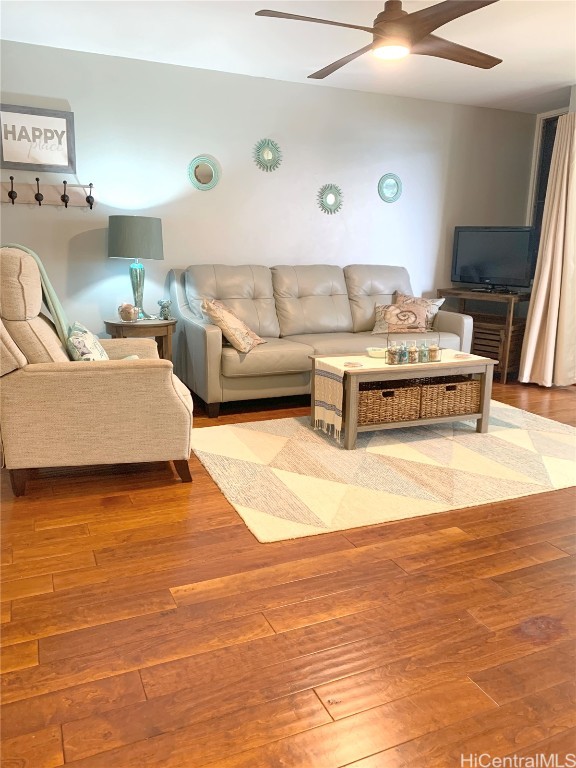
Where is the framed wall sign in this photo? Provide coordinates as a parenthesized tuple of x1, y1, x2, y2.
(0, 104, 76, 173)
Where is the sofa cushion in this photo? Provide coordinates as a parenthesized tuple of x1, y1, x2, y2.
(288, 330, 462, 355)
(271, 265, 353, 336)
(394, 292, 445, 330)
(221, 338, 314, 377)
(286, 332, 375, 356)
(372, 302, 428, 334)
(184, 265, 280, 338)
(202, 299, 266, 353)
(344, 265, 413, 332)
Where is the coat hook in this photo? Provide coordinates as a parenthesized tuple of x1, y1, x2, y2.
(85, 182, 94, 210)
(8, 176, 17, 205)
(60, 180, 70, 209)
(34, 178, 44, 206)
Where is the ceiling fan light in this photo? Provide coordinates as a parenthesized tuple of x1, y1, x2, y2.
(372, 44, 410, 60)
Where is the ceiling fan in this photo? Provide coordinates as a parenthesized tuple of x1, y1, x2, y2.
(256, 0, 502, 79)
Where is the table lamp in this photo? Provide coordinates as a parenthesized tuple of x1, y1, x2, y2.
(108, 215, 164, 320)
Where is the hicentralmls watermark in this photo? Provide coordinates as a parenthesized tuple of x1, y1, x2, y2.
(461, 755, 576, 768)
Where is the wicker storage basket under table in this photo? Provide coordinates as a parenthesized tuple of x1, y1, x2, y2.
(357, 380, 421, 425)
(420, 376, 481, 419)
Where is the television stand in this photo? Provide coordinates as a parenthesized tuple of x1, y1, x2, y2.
(470, 287, 519, 295)
(437, 288, 531, 384)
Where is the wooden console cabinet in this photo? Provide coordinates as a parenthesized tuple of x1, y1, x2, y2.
(437, 288, 531, 384)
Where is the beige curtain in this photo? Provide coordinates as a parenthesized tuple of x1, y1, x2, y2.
(519, 112, 576, 387)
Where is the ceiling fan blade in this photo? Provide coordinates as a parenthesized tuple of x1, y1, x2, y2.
(412, 34, 502, 68)
(256, 10, 374, 35)
(308, 43, 374, 79)
(403, 0, 500, 41)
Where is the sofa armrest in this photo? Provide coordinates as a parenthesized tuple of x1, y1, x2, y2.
(100, 338, 160, 360)
(433, 310, 473, 353)
(169, 268, 223, 404)
(173, 314, 223, 404)
(1, 360, 193, 469)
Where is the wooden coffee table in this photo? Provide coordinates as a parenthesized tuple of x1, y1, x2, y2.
(310, 350, 497, 449)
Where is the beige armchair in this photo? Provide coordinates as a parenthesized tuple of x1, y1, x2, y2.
(0, 246, 193, 496)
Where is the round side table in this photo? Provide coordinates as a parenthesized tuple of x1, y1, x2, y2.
(104, 319, 177, 361)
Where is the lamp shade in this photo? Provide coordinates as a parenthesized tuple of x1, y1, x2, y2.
(108, 215, 163, 261)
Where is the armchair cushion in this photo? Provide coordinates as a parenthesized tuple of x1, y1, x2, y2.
(0, 319, 26, 376)
(100, 338, 159, 360)
(4, 314, 69, 363)
(1, 248, 69, 363)
(0, 246, 43, 320)
(66, 322, 109, 361)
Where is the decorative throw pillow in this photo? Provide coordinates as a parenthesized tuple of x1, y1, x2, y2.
(67, 322, 110, 361)
(394, 292, 445, 330)
(372, 301, 428, 334)
(201, 298, 266, 353)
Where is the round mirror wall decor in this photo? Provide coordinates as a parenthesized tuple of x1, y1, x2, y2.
(378, 173, 402, 203)
(253, 138, 282, 172)
(188, 155, 220, 191)
(317, 183, 343, 215)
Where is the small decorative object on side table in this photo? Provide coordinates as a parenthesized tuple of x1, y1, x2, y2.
(118, 303, 139, 322)
(104, 318, 177, 361)
(157, 299, 173, 320)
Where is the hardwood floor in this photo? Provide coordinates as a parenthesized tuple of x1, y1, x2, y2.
(1, 382, 575, 767)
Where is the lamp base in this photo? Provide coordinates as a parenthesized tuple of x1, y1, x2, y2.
(129, 259, 154, 320)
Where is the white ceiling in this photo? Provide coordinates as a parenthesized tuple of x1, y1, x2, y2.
(1, 0, 575, 113)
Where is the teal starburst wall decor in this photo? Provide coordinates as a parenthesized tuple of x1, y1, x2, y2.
(317, 183, 343, 215)
(253, 139, 282, 172)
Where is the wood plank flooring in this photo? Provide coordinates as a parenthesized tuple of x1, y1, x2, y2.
(1, 382, 575, 767)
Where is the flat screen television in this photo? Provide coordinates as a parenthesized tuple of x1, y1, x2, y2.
(451, 226, 535, 290)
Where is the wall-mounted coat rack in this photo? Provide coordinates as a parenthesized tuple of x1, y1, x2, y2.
(1, 176, 95, 209)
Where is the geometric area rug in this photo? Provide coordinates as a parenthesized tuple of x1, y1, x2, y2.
(190, 401, 576, 542)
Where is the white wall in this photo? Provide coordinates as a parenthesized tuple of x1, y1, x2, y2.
(1, 41, 535, 334)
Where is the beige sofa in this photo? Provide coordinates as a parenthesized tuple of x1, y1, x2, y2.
(169, 263, 472, 417)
